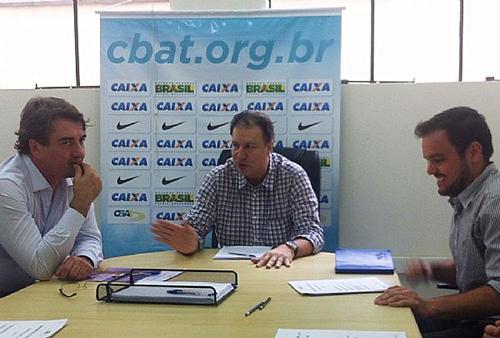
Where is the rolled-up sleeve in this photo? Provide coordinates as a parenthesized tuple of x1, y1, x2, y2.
(289, 170, 324, 253)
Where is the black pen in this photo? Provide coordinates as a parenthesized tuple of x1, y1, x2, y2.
(166, 289, 200, 295)
(245, 297, 272, 316)
(228, 252, 257, 258)
(258, 296, 271, 310)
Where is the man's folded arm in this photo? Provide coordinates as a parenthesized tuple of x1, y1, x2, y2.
(69, 203, 103, 268)
(0, 180, 84, 280)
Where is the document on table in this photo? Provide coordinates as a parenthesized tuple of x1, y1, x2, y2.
(134, 270, 183, 285)
(213, 246, 272, 260)
(288, 277, 391, 295)
(87, 267, 132, 282)
(0, 319, 67, 338)
(275, 328, 406, 338)
(111, 281, 235, 304)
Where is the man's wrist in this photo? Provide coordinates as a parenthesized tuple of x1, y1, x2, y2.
(284, 241, 299, 258)
(70, 200, 91, 217)
(78, 255, 94, 267)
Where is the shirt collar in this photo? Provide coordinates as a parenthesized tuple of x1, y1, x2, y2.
(449, 162, 497, 211)
(21, 154, 73, 192)
(234, 153, 275, 190)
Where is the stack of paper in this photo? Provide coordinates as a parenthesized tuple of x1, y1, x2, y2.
(275, 329, 406, 338)
(288, 277, 391, 295)
(111, 281, 236, 304)
(0, 319, 67, 338)
(212, 246, 271, 260)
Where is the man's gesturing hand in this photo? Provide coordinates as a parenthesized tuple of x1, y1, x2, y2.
(151, 220, 198, 255)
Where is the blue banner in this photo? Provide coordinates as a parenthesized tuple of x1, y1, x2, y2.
(100, 9, 342, 257)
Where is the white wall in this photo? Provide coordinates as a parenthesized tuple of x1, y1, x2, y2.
(340, 82, 500, 264)
(1, 82, 500, 263)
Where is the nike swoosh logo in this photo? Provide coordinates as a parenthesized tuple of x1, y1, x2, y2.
(298, 121, 321, 131)
(117, 175, 140, 185)
(116, 121, 140, 130)
(162, 176, 186, 185)
(207, 122, 229, 131)
(162, 121, 185, 130)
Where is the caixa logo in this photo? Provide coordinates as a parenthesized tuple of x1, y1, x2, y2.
(201, 139, 231, 149)
(292, 140, 330, 149)
(156, 139, 194, 149)
(111, 138, 148, 148)
(292, 101, 330, 112)
(156, 157, 194, 167)
(292, 81, 331, 93)
(111, 192, 148, 202)
(111, 156, 148, 166)
(113, 209, 146, 221)
(201, 83, 239, 93)
(155, 211, 185, 221)
(156, 101, 194, 112)
(111, 101, 148, 112)
(201, 157, 218, 167)
(201, 102, 239, 112)
(110, 82, 148, 92)
(246, 101, 284, 112)
(320, 195, 329, 204)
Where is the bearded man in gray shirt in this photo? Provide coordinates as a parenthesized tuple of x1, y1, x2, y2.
(375, 107, 500, 338)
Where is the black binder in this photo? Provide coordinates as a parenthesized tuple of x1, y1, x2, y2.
(96, 268, 238, 305)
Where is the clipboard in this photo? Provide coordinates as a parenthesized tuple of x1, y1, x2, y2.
(96, 268, 238, 305)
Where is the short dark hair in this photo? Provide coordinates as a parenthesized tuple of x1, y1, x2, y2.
(414, 106, 493, 161)
(230, 110, 274, 143)
(15, 97, 88, 154)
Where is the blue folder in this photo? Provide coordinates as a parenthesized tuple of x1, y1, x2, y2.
(335, 248, 394, 274)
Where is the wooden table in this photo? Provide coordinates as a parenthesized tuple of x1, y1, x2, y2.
(0, 250, 421, 337)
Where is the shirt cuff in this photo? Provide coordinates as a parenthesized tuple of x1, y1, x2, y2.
(488, 280, 500, 294)
(292, 236, 321, 254)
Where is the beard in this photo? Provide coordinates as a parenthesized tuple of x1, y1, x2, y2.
(438, 158, 471, 197)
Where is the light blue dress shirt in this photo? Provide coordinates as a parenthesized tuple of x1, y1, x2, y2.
(0, 153, 103, 296)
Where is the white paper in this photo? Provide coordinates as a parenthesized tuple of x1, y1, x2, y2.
(111, 281, 234, 304)
(135, 270, 183, 285)
(275, 328, 406, 338)
(0, 319, 67, 338)
(213, 246, 272, 260)
(288, 277, 391, 295)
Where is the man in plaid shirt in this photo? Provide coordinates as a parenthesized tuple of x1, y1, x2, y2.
(151, 111, 324, 269)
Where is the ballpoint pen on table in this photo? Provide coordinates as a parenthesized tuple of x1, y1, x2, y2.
(166, 289, 201, 295)
(245, 297, 272, 317)
(228, 252, 257, 258)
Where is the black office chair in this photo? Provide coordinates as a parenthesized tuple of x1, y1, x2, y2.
(210, 147, 321, 248)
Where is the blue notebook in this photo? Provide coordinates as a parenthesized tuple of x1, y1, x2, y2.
(335, 248, 394, 274)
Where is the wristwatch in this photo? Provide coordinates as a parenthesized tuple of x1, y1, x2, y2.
(285, 241, 299, 258)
